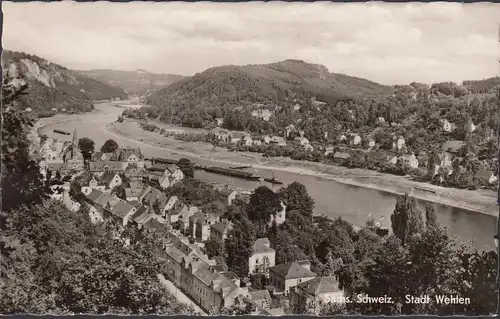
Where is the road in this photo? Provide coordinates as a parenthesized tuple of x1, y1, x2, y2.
(157, 274, 207, 315)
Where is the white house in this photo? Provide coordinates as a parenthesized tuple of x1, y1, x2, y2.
(248, 238, 276, 276)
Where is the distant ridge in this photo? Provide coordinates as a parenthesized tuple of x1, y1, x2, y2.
(77, 69, 187, 95)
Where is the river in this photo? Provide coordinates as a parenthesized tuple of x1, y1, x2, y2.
(38, 101, 497, 251)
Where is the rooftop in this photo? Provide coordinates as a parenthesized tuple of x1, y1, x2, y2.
(269, 261, 317, 280)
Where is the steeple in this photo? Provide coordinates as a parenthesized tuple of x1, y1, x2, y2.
(72, 128, 78, 158)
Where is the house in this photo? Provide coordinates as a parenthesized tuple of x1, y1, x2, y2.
(290, 276, 344, 314)
(248, 238, 276, 276)
(363, 137, 376, 149)
(268, 260, 317, 296)
(108, 198, 137, 227)
(164, 164, 184, 185)
(124, 165, 147, 181)
(219, 189, 238, 206)
(332, 152, 351, 164)
(212, 128, 230, 143)
(475, 170, 498, 186)
(166, 201, 190, 224)
(178, 206, 198, 234)
(428, 152, 453, 176)
(125, 187, 142, 201)
(367, 151, 387, 163)
(262, 135, 271, 144)
(392, 135, 405, 151)
(249, 290, 272, 310)
(377, 117, 386, 124)
(81, 175, 106, 195)
(324, 146, 335, 156)
(92, 151, 117, 162)
(440, 119, 453, 132)
(387, 155, 398, 165)
(140, 186, 168, 210)
(400, 153, 419, 170)
(189, 212, 220, 242)
(348, 134, 361, 146)
(285, 125, 296, 139)
(252, 109, 273, 121)
(252, 137, 263, 146)
(100, 172, 122, 190)
(117, 147, 145, 168)
(229, 132, 245, 144)
(210, 220, 234, 241)
(293, 104, 301, 111)
(89, 161, 125, 176)
(130, 205, 153, 229)
(215, 118, 224, 126)
(337, 134, 347, 143)
(268, 201, 286, 226)
(242, 134, 253, 146)
(270, 136, 286, 146)
(165, 195, 179, 211)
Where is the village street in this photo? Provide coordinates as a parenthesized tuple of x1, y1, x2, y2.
(157, 274, 207, 315)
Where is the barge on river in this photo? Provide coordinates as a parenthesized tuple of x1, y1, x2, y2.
(147, 157, 180, 165)
(203, 166, 261, 181)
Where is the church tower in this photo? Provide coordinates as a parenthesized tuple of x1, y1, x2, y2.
(71, 128, 78, 159)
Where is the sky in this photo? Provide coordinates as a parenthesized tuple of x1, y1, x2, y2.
(3, 1, 500, 85)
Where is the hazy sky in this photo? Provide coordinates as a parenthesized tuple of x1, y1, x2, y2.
(3, 1, 499, 85)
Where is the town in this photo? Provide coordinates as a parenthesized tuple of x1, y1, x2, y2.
(32, 130, 342, 315)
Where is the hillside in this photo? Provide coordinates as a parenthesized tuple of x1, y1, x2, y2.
(77, 69, 187, 96)
(1, 50, 128, 117)
(463, 77, 500, 94)
(146, 59, 393, 111)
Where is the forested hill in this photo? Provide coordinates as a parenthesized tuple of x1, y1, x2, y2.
(146, 59, 393, 111)
(1, 50, 128, 117)
(77, 69, 187, 96)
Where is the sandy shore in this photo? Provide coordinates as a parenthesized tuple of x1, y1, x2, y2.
(107, 120, 497, 216)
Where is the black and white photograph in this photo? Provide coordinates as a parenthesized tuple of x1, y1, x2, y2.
(1, 1, 499, 315)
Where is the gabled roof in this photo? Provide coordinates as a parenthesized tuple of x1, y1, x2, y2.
(131, 206, 151, 224)
(118, 148, 143, 161)
(252, 238, 274, 254)
(100, 171, 119, 186)
(333, 152, 351, 159)
(89, 161, 124, 172)
(165, 164, 180, 174)
(110, 200, 135, 219)
(86, 189, 104, 203)
(125, 188, 142, 198)
(210, 221, 234, 235)
(296, 276, 341, 296)
(269, 261, 317, 280)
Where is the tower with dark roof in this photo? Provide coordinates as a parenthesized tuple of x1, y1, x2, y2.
(71, 128, 78, 159)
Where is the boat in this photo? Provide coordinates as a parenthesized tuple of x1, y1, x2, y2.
(264, 173, 283, 185)
(150, 157, 180, 165)
(203, 166, 261, 181)
(414, 186, 437, 194)
(53, 129, 71, 135)
(229, 165, 252, 170)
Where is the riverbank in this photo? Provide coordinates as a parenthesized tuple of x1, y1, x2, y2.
(107, 120, 497, 216)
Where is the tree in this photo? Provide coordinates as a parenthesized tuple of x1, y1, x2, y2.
(219, 297, 256, 315)
(390, 193, 424, 245)
(246, 186, 281, 225)
(177, 158, 194, 179)
(225, 218, 255, 278)
(100, 139, 119, 153)
(78, 137, 95, 161)
(278, 182, 315, 217)
(1, 73, 52, 213)
(111, 184, 127, 200)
